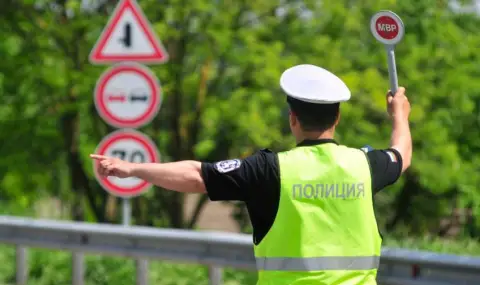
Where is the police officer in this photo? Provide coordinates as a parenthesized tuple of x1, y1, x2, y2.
(91, 64, 412, 285)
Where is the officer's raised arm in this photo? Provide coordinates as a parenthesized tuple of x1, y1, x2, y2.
(387, 87, 412, 173)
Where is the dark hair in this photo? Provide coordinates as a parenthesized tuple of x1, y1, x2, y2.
(287, 97, 340, 132)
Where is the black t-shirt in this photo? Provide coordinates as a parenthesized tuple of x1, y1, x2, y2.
(200, 139, 403, 245)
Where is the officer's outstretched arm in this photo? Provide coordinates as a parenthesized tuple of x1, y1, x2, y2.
(387, 87, 412, 173)
(131, 161, 206, 193)
(90, 153, 207, 194)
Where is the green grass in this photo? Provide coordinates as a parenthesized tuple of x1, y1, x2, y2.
(383, 235, 480, 256)
(0, 237, 477, 285)
(0, 246, 257, 285)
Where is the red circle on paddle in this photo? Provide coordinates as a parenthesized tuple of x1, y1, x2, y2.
(375, 16, 399, 40)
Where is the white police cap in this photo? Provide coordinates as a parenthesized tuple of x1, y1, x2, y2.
(280, 64, 351, 104)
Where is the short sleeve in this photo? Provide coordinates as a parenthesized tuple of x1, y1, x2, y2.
(364, 148, 403, 194)
(201, 149, 279, 202)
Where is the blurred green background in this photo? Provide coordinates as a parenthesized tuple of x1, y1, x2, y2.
(0, 0, 480, 283)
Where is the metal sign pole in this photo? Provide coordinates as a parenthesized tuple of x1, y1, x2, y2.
(122, 197, 148, 285)
(122, 198, 131, 226)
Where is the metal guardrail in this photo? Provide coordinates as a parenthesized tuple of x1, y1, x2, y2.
(0, 216, 478, 285)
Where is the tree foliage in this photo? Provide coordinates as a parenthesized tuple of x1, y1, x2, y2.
(0, 0, 479, 237)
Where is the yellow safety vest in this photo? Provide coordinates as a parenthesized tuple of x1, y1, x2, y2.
(254, 143, 382, 285)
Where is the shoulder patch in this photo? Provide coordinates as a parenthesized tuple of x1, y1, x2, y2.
(361, 145, 374, 153)
(214, 159, 242, 173)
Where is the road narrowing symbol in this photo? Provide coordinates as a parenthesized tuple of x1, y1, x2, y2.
(93, 129, 161, 198)
(94, 62, 161, 129)
(89, 0, 168, 64)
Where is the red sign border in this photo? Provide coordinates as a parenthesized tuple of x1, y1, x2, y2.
(93, 129, 161, 198)
(94, 62, 162, 129)
(89, 0, 169, 64)
(370, 10, 404, 46)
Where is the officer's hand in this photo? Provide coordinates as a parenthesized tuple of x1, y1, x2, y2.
(387, 87, 410, 121)
(90, 154, 134, 178)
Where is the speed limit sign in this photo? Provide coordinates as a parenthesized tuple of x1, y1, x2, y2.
(93, 129, 160, 198)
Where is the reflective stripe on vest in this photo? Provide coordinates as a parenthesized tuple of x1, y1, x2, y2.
(256, 256, 380, 271)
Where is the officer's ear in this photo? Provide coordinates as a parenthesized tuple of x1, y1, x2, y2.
(289, 110, 298, 127)
(334, 111, 341, 126)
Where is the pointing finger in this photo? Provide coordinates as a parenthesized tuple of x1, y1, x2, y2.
(90, 154, 109, 160)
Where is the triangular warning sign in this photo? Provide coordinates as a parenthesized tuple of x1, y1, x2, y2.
(89, 0, 168, 65)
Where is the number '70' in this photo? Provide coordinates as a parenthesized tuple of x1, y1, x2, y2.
(111, 149, 146, 163)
